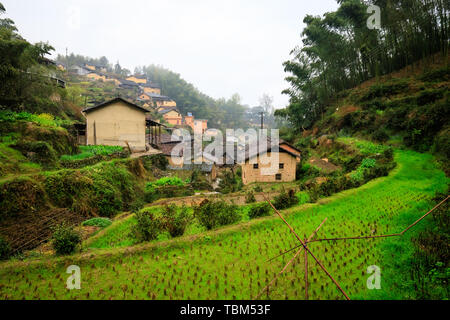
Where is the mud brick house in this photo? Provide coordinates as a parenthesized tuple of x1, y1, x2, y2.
(82, 97, 151, 152)
(240, 138, 301, 185)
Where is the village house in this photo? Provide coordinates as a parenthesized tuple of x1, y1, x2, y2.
(86, 72, 107, 82)
(82, 97, 151, 152)
(142, 82, 162, 95)
(158, 107, 183, 126)
(240, 139, 301, 185)
(126, 75, 147, 84)
(69, 65, 92, 76)
(193, 119, 208, 134)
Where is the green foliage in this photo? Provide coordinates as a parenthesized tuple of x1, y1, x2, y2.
(0, 236, 12, 260)
(131, 210, 163, 242)
(12, 140, 58, 167)
(248, 202, 271, 219)
(218, 170, 242, 194)
(359, 80, 409, 102)
(60, 145, 124, 161)
(82, 217, 112, 229)
(160, 204, 192, 237)
(0, 149, 448, 299)
(142, 154, 168, 171)
(272, 188, 298, 210)
(245, 191, 256, 204)
(194, 200, 240, 230)
(51, 223, 81, 255)
(0, 176, 47, 221)
(253, 185, 263, 193)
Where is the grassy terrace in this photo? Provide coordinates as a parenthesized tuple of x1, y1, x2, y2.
(0, 149, 447, 300)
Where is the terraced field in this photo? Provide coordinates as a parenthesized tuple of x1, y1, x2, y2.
(0, 150, 447, 300)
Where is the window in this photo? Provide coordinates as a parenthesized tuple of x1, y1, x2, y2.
(253, 163, 259, 169)
(275, 174, 282, 181)
(279, 163, 284, 169)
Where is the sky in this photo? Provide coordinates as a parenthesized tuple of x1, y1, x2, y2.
(2, 0, 339, 108)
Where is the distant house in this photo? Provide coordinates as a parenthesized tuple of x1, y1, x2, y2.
(184, 112, 194, 129)
(194, 119, 208, 134)
(82, 97, 150, 152)
(86, 72, 107, 82)
(56, 63, 66, 71)
(158, 108, 183, 126)
(84, 64, 107, 73)
(69, 65, 92, 76)
(142, 82, 162, 95)
(240, 138, 301, 185)
(126, 75, 147, 84)
(138, 93, 151, 101)
(119, 79, 140, 90)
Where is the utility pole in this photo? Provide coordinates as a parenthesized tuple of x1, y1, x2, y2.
(259, 112, 264, 129)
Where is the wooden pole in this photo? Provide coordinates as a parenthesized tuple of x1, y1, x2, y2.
(254, 218, 327, 300)
(304, 237, 308, 300)
(263, 193, 351, 300)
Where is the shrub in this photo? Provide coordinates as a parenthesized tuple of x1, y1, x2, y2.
(372, 129, 389, 142)
(161, 204, 191, 237)
(82, 217, 112, 228)
(360, 158, 376, 169)
(272, 188, 298, 210)
(0, 237, 12, 260)
(253, 185, 263, 193)
(245, 191, 256, 204)
(12, 140, 58, 167)
(131, 210, 163, 242)
(194, 200, 240, 230)
(142, 154, 168, 170)
(0, 177, 47, 221)
(51, 223, 82, 255)
(248, 202, 272, 219)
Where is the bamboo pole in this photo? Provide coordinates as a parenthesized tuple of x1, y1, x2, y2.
(254, 218, 327, 300)
(263, 194, 350, 300)
(304, 237, 308, 300)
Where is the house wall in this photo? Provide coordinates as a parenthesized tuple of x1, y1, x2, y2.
(126, 76, 147, 84)
(85, 101, 147, 152)
(241, 151, 299, 185)
(163, 110, 183, 125)
(86, 73, 106, 81)
(143, 87, 161, 95)
(158, 100, 177, 108)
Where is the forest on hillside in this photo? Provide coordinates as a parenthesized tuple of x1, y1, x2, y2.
(278, 0, 448, 128)
(277, 0, 449, 160)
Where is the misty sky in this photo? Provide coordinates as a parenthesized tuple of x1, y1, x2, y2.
(2, 0, 339, 108)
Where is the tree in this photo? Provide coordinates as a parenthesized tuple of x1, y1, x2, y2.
(279, 0, 450, 131)
(259, 94, 274, 114)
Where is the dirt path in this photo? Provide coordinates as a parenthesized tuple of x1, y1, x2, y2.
(146, 191, 281, 208)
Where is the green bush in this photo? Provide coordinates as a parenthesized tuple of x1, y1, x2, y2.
(51, 223, 82, 255)
(253, 185, 263, 193)
(82, 217, 112, 228)
(245, 191, 256, 204)
(60, 145, 125, 162)
(131, 210, 164, 242)
(194, 200, 240, 230)
(12, 140, 58, 167)
(248, 202, 272, 219)
(0, 237, 12, 260)
(161, 204, 191, 237)
(272, 188, 298, 210)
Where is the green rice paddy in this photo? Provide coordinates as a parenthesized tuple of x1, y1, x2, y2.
(0, 149, 447, 300)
